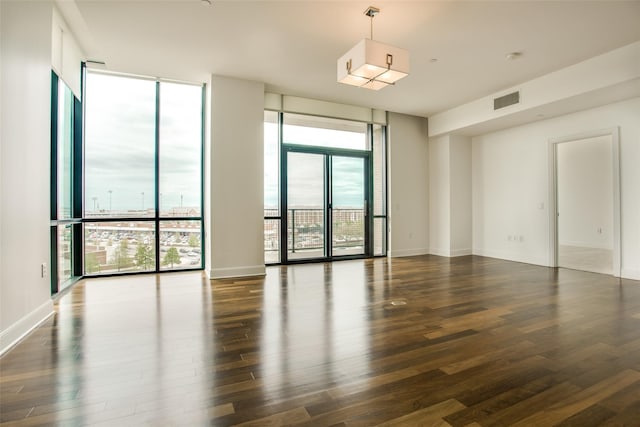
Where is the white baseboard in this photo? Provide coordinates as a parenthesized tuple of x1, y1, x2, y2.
(429, 248, 449, 257)
(428, 248, 472, 257)
(473, 249, 549, 267)
(209, 264, 266, 279)
(621, 269, 640, 281)
(0, 300, 54, 356)
(559, 240, 612, 250)
(389, 247, 430, 258)
(450, 248, 472, 257)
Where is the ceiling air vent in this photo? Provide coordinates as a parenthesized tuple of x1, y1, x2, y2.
(493, 91, 520, 110)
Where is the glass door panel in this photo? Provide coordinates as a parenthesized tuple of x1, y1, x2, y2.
(331, 156, 365, 257)
(287, 152, 326, 260)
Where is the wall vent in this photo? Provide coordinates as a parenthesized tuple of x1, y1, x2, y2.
(493, 91, 520, 110)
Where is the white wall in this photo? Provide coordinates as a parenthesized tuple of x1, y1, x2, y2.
(51, 6, 83, 97)
(428, 134, 472, 257)
(208, 75, 265, 278)
(429, 41, 640, 137)
(449, 135, 472, 255)
(557, 136, 613, 249)
(428, 134, 450, 256)
(472, 97, 640, 279)
(387, 112, 429, 257)
(0, 0, 55, 354)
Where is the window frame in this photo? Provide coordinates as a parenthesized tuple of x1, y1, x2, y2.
(263, 111, 388, 265)
(50, 71, 83, 295)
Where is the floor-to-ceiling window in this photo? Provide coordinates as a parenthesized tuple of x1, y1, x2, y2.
(372, 123, 388, 256)
(83, 71, 204, 275)
(264, 111, 281, 264)
(263, 111, 387, 264)
(50, 72, 83, 294)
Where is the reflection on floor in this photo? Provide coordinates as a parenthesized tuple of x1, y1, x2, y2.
(266, 247, 365, 263)
(287, 246, 364, 260)
(558, 244, 613, 275)
(2, 256, 640, 425)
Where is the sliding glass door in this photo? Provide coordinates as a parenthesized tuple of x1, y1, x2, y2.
(285, 149, 369, 262)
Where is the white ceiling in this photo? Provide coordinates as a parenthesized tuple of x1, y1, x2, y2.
(66, 0, 640, 117)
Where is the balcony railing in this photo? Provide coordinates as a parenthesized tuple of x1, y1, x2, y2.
(264, 208, 365, 255)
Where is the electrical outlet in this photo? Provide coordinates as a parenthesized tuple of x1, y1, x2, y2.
(519, 235, 524, 242)
(41, 263, 47, 278)
(508, 235, 512, 241)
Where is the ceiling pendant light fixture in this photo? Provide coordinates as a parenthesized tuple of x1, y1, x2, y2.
(337, 6, 409, 90)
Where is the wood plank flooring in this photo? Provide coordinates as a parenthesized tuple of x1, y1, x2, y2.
(1, 255, 640, 426)
(558, 245, 613, 276)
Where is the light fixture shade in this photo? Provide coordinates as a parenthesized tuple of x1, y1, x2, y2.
(337, 38, 409, 90)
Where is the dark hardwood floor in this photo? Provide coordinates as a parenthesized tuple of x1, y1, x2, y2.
(2, 255, 640, 426)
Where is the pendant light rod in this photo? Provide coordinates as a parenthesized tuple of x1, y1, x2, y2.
(364, 6, 380, 40)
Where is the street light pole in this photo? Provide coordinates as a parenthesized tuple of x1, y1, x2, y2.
(108, 190, 112, 212)
(141, 192, 145, 211)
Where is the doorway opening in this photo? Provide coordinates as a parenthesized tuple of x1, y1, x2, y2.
(549, 129, 620, 276)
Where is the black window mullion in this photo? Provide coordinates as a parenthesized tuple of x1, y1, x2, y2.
(50, 72, 59, 294)
(50, 228, 59, 295)
(326, 154, 331, 259)
(279, 113, 288, 264)
(50, 72, 59, 222)
(72, 223, 83, 277)
(366, 128, 373, 257)
(200, 85, 206, 269)
(154, 81, 161, 272)
(72, 96, 83, 220)
(72, 89, 84, 277)
(383, 124, 389, 255)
